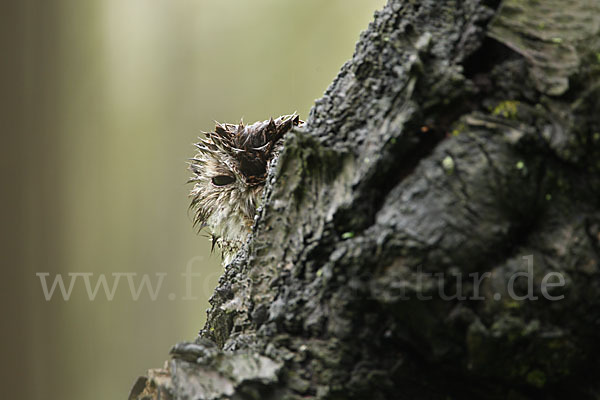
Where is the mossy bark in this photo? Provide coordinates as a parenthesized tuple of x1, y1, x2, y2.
(131, 0, 600, 399)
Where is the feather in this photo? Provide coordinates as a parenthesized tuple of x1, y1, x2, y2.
(188, 114, 302, 263)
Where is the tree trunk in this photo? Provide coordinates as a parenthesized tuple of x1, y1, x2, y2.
(130, 0, 600, 399)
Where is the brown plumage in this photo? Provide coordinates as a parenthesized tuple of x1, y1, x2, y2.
(189, 114, 301, 264)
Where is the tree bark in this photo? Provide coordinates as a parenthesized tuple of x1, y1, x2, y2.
(130, 0, 600, 399)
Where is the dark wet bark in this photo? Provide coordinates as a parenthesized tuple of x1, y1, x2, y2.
(130, 0, 600, 399)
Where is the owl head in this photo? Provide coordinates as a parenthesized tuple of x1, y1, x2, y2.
(189, 114, 300, 260)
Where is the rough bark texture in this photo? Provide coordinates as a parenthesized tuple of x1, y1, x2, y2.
(130, 0, 600, 399)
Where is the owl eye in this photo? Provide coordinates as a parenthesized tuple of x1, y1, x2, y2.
(211, 175, 235, 186)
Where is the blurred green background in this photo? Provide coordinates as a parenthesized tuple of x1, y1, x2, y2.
(1, 0, 385, 399)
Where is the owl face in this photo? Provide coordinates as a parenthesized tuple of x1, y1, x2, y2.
(189, 115, 300, 261)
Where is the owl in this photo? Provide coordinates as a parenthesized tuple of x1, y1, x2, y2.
(189, 114, 301, 265)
